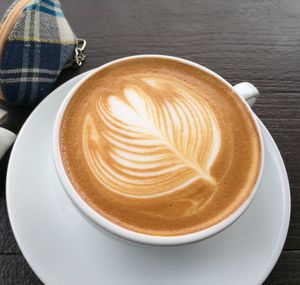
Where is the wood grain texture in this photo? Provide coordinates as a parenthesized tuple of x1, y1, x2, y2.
(0, 0, 299, 284)
(0, 255, 41, 285)
(264, 251, 300, 285)
(0, 199, 20, 254)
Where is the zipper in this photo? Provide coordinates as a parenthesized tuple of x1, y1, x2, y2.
(74, 38, 86, 67)
(63, 38, 87, 69)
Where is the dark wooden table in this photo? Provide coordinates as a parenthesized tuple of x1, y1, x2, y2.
(0, 0, 299, 284)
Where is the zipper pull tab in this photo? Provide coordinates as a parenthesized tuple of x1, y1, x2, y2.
(74, 39, 86, 67)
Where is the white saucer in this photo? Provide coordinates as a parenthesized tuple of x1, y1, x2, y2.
(6, 73, 290, 285)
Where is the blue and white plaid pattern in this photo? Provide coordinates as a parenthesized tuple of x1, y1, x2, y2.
(0, 0, 77, 105)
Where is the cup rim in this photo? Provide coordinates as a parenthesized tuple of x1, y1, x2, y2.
(52, 54, 265, 246)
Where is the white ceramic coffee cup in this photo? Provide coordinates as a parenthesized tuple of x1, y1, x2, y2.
(52, 55, 264, 246)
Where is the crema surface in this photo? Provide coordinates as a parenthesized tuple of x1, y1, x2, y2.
(60, 57, 261, 236)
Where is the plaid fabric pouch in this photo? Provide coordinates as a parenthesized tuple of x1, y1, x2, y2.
(0, 0, 86, 105)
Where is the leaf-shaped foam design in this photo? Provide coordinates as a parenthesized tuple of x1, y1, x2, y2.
(82, 76, 221, 198)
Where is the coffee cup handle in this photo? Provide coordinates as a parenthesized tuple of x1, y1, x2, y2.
(233, 82, 259, 107)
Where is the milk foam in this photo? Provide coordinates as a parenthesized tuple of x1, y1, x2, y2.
(82, 75, 221, 198)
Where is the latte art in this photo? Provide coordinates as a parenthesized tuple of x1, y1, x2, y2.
(83, 75, 220, 198)
(60, 57, 262, 236)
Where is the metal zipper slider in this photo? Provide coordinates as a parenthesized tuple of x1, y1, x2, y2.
(74, 39, 86, 67)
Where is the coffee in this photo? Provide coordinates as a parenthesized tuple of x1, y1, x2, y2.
(60, 57, 262, 236)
